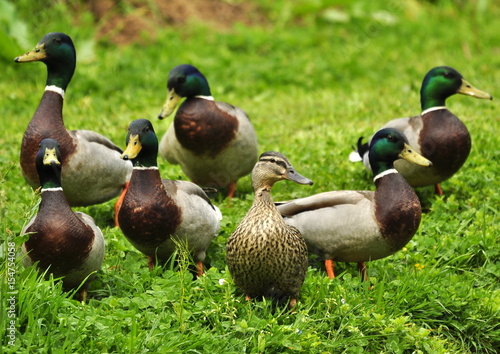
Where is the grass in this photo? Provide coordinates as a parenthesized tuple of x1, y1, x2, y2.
(1, 0, 499, 352)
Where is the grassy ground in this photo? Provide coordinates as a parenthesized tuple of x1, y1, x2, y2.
(1, 0, 499, 352)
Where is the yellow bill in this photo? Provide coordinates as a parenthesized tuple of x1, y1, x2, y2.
(121, 135, 142, 160)
(399, 143, 433, 167)
(458, 79, 492, 100)
(158, 88, 182, 119)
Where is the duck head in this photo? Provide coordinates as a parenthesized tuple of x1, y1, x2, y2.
(369, 128, 432, 176)
(15, 32, 76, 91)
(121, 119, 159, 168)
(158, 64, 212, 119)
(420, 66, 492, 110)
(36, 138, 62, 189)
(252, 151, 313, 191)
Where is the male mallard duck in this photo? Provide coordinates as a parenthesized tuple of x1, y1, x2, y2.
(15, 32, 132, 206)
(349, 66, 492, 195)
(157, 64, 258, 198)
(21, 138, 105, 302)
(278, 128, 432, 280)
(226, 152, 313, 308)
(117, 119, 222, 274)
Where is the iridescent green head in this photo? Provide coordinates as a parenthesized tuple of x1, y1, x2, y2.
(420, 66, 492, 111)
(15, 32, 76, 91)
(36, 138, 62, 189)
(158, 64, 212, 119)
(369, 128, 432, 176)
(121, 119, 159, 168)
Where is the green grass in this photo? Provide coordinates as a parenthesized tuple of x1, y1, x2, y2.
(1, 0, 499, 352)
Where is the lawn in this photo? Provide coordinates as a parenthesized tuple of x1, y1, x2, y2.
(1, 0, 499, 352)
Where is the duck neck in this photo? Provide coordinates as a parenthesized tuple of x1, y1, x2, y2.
(45, 58, 74, 91)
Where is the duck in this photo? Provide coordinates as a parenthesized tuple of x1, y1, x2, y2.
(226, 151, 313, 308)
(277, 128, 432, 281)
(349, 66, 492, 195)
(21, 138, 105, 302)
(15, 32, 132, 207)
(157, 64, 258, 198)
(117, 119, 222, 274)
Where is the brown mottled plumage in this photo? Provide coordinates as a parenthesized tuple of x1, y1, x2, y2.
(226, 152, 313, 308)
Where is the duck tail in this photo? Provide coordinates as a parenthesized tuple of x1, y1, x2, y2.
(348, 136, 368, 162)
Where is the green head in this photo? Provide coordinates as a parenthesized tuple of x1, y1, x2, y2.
(420, 66, 492, 110)
(121, 119, 159, 168)
(15, 32, 76, 91)
(369, 128, 432, 176)
(158, 64, 211, 119)
(36, 138, 62, 189)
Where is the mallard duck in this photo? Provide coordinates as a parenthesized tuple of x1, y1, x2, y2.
(350, 66, 492, 195)
(15, 32, 132, 206)
(278, 128, 432, 280)
(226, 151, 313, 308)
(157, 64, 258, 198)
(117, 119, 222, 274)
(21, 138, 105, 302)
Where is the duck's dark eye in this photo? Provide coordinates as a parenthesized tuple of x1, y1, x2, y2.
(177, 76, 186, 84)
(443, 71, 453, 78)
(387, 134, 394, 141)
(270, 158, 276, 163)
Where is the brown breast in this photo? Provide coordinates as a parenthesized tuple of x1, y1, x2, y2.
(419, 109, 471, 180)
(20, 91, 76, 187)
(374, 173, 422, 252)
(174, 98, 238, 157)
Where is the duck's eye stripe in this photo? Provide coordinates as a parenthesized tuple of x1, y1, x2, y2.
(278, 161, 287, 169)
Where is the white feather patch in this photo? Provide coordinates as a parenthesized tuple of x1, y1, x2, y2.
(41, 187, 64, 192)
(195, 95, 214, 101)
(421, 106, 446, 116)
(133, 166, 159, 170)
(45, 85, 65, 98)
(373, 169, 398, 182)
(349, 150, 363, 162)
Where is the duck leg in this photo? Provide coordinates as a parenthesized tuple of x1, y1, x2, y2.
(114, 182, 130, 227)
(434, 183, 443, 196)
(325, 259, 335, 279)
(196, 261, 204, 277)
(289, 298, 297, 309)
(79, 288, 89, 303)
(357, 262, 369, 282)
(228, 182, 237, 199)
(147, 256, 155, 270)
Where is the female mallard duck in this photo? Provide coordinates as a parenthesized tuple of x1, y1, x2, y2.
(157, 64, 258, 198)
(226, 152, 313, 308)
(21, 138, 105, 302)
(278, 128, 432, 280)
(15, 32, 132, 206)
(350, 66, 492, 195)
(117, 119, 222, 274)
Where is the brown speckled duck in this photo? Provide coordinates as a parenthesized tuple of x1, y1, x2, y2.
(278, 129, 432, 280)
(15, 32, 132, 206)
(157, 64, 258, 198)
(117, 119, 222, 274)
(350, 66, 492, 195)
(21, 138, 105, 302)
(226, 151, 313, 308)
